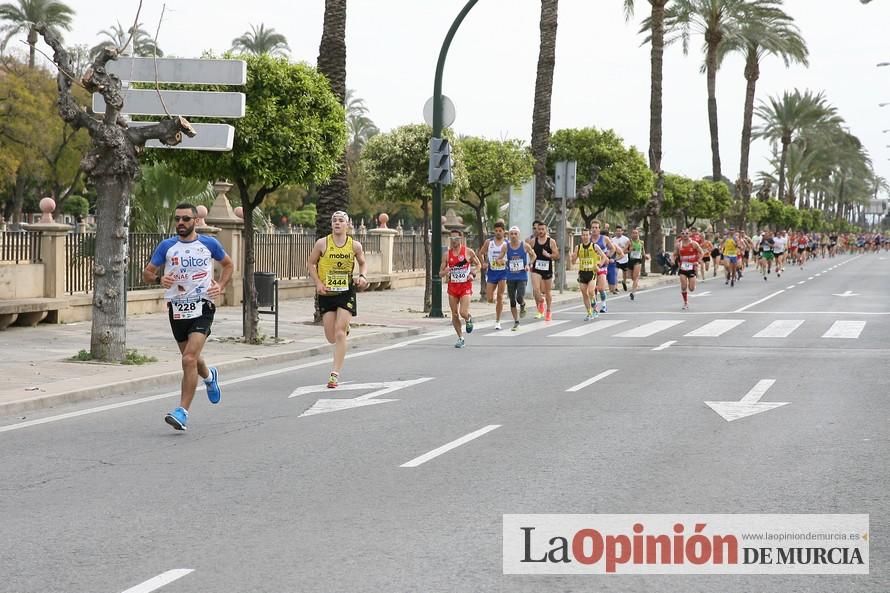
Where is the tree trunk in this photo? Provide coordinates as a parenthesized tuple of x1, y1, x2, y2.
(738, 47, 758, 224)
(314, 0, 348, 320)
(778, 137, 790, 203)
(705, 39, 722, 183)
(646, 0, 667, 271)
(90, 175, 132, 362)
(531, 0, 558, 217)
(27, 27, 38, 69)
(11, 168, 26, 224)
(239, 182, 260, 343)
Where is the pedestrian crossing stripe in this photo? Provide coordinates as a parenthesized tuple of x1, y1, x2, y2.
(487, 319, 869, 340)
(614, 320, 684, 338)
(684, 319, 745, 337)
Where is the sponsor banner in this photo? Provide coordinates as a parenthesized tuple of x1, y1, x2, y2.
(503, 514, 868, 575)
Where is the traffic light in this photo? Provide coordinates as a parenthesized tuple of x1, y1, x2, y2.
(428, 137, 453, 185)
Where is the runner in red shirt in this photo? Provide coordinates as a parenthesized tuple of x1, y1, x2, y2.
(439, 229, 481, 348)
(673, 228, 705, 310)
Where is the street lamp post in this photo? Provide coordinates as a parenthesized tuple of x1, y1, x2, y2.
(429, 0, 479, 318)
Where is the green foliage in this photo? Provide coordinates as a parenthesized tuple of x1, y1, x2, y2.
(71, 349, 92, 361)
(132, 163, 212, 233)
(121, 349, 157, 365)
(548, 127, 653, 225)
(746, 199, 769, 224)
(61, 194, 88, 218)
(361, 123, 468, 208)
(151, 54, 347, 199)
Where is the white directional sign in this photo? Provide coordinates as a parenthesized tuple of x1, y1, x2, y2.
(93, 56, 246, 151)
(107, 57, 246, 85)
(290, 377, 434, 417)
(128, 122, 235, 151)
(705, 379, 789, 422)
(94, 90, 245, 118)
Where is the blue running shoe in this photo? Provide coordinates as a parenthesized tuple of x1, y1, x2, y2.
(205, 367, 221, 404)
(465, 317, 474, 334)
(165, 406, 188, 431)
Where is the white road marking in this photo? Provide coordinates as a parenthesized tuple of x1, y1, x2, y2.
(294, 377, 434, 416)
(797, 281, 806, 285)
(684, 319, 744, 337)
(808, 276, 815, 280)
(652, 340, 676, 351)
(733, 289, 785, 313)
(822, 321, 866, 339)
(565, 369, 619, 393)
(485, 319, 569, 336)
(705, 379, 789, 422)
(0, 331, 454, 434)
(754, 320, 804, 338)
(787, 285, 796, 289)
(741, 379, 777, 403)
(547, 319, 627, 337)
(815, 273, 822, 277)
(614, 320, 684, 338)
(400, 425, 501, 467)
(689, 291, 712, 298)
(120, 570, 194, 593)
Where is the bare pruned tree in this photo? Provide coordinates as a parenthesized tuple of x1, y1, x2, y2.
(36, 22, 195, 361)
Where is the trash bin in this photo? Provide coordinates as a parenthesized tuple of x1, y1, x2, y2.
(254, 272, 276, 307)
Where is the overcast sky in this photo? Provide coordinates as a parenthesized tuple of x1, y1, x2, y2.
(35, 1, 890, 193)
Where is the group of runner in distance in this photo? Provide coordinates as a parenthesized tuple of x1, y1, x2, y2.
(143, 205, 886, 431)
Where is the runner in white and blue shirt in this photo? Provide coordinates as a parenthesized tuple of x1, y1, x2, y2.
(143, 203, 233, 431)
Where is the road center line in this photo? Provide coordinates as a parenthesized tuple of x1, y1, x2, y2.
(808, 276, 815, 280)
(797, 281, 806, 285)
(733, 289, 785, 313)
(652, 341, 676, 351)
(120, 570, 194, 593)
(400, 425, 501, 467)
(786, 285, 795, 289)
(565, 369, 619, 392)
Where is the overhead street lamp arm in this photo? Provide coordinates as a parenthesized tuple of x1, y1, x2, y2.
(878, 62, 890, 67)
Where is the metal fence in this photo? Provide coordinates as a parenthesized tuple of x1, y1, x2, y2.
(394, 234, 425, 272)
(253, 231, 317, 280)
(0, 231, 41, 263)
(65, 232, 168, 294)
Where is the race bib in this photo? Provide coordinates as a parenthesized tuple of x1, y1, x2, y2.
(171, 297, 203, 320)
(325, 271, 350, 292)
(508, 259, 525, 272)
(534, 259, 551, 271)
(579, 257, 595, 270)
(680, 262, 694, 271)
(451, 266, 471, 283)
(630, 250, 642, 259)
(490, 259, 506, 271)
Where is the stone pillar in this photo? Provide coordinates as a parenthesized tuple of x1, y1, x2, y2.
(205, 181, 244, 306)
(23, 223, 71, 299)
(369, 227, 398, 275)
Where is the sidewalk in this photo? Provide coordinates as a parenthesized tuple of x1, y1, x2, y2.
(0, 274, 677, 415)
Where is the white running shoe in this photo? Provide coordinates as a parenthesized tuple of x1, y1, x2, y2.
(494, 321, 502, 330)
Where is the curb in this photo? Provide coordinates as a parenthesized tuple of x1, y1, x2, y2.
(1, 275, 679, 418)
(0, 326, 427, 417)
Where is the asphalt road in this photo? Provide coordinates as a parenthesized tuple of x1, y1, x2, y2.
(1, 253, 887, 593)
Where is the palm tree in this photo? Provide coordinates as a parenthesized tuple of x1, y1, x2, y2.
(664, 0, 784, 183)
(0, 0, 73, 68)
(344, 89, 378, 161)
(90, 21, 163, 59)
(531, 0, 558, 216)
(625, 0, 669, 269)
(230, 23, 290, 57)
(314, 0, 348, 242)
(754, 89, 839, 203)
(718, 6, 807, 219)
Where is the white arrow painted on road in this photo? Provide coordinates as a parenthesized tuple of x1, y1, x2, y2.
(705, 379, 789, 422)
(290, 377, 434, 417)
(831, 290, 859, 297)
(689, 291, 712, 298)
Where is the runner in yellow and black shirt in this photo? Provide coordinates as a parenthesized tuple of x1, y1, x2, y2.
(308, 211, 369, 388)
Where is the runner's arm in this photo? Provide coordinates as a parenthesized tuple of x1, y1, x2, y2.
(307, 238, 327, 293)
(525, 243, 537, 267)
(570, 244, 580, 264)
(353, 240, 369, 289)
(216, 254, 234, 292)
(549, 238, 560, 260)
(595, 244, 609, 266)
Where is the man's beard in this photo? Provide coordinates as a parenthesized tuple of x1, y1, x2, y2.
(177, 225, 193, 236)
